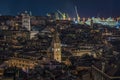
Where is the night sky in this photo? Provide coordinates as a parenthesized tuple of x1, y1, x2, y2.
(0, 0, 120, 17)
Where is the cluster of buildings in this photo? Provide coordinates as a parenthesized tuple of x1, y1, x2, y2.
(0, 11, 120, 80)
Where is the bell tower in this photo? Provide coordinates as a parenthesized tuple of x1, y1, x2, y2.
(22, 11, 31, 31)
(53, 28, 61, 62)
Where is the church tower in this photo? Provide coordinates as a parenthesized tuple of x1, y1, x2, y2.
(53, 28, 61, 62)
(22, 11, 31, 31)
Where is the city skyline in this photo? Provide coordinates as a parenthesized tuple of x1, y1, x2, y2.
(0, 0, 120, 17)
(0, 1, 120, 79)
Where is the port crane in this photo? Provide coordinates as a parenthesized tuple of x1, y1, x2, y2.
(57, 10, 66, 20)
(75, 6, 80, 23)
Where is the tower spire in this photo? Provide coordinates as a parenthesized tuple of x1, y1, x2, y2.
(53, 25, 61, 62)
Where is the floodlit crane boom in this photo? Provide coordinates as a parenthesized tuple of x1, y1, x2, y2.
(75, 6, 80, 23)
(57, 10, 63, 16)
(57, 10, 66, 20)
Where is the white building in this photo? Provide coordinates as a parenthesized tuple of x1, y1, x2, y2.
(22, 11, 31, 31)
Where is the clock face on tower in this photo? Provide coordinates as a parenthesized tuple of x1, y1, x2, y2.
(55, 48, 60, 52)
(53, 31, 61, 62)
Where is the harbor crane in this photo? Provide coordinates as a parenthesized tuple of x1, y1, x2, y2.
(57, 10, 66, 20)
(75, 6, 80, 23)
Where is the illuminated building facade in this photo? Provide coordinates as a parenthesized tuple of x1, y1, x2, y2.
(53, 30, 61, 62)
(22, 11, 31, 31)
(6, 54, 38, 71)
